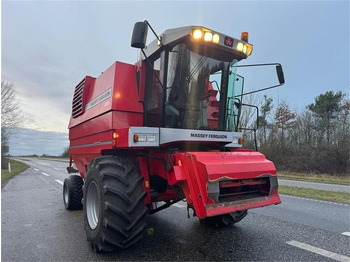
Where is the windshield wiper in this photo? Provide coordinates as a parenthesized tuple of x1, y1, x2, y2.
(186, 56, 207, 81)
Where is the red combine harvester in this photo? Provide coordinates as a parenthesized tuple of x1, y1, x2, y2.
(63, 21, 285, 252)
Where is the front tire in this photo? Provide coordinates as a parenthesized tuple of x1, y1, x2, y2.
(83, 156, 148, 252)
(63, 175, 84, 210)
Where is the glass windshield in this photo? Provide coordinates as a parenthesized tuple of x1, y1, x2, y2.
(165, 43, 241, 131)
(227, 67, 244, 131)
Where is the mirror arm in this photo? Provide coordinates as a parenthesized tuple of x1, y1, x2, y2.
(239, 83, 284, 97)
(234, 62, 281, 68)
(144, 20, 162, 46)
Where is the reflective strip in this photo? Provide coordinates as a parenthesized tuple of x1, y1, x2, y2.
(70, 141, 112, 149)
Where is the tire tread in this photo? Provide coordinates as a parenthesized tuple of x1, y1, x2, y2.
(84, 156, 148, 252)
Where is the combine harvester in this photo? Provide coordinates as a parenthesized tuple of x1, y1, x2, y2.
(63, 21, 285, 252)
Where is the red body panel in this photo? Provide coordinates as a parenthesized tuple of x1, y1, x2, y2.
(69, 60, 281, 218)
(170, 150, 280, 219)
(69, 61, 143, 130)
(191, 151, 276, 181)
(69, 61, 144, 177)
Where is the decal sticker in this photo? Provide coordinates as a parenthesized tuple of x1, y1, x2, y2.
(85, 87, 112, 111)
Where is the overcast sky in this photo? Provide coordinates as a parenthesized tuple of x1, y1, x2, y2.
(2, 0, 349, 155)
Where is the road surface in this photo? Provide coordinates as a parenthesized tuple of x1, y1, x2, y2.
(2, 158, 350, 261)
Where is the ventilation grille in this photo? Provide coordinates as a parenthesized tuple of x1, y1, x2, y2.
(218, 177, 270, 202)
(72, 78, 85, 118)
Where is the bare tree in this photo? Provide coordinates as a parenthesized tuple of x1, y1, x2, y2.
(238, 93, 260, 149)
(1, 80, 23, 147)
(274, 101, 296, 147)
(258, 95, 274, 145)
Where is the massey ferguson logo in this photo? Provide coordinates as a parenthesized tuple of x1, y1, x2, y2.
(190, 133, 228, 139)
(85, 88, 112, 111)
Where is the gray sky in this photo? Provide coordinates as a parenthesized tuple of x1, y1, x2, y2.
(2, 0, 349, 155)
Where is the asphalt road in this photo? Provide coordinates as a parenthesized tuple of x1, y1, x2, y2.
(2, 158, 350, 261)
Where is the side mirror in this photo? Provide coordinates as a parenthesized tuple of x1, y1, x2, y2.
(234, 63, 286, 97)
(276, 64, 285, 85)
(131, 22, 148, 49)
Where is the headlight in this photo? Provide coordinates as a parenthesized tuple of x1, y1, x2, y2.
(192, 28, 219, 44)
(212, 34, 220, 44)
(193, 29, 203, 40)
(237, 42, 244, 52)
(237, 42, 253, 56)
(244, 44, 253, 56)
(204, 32, 213, 42)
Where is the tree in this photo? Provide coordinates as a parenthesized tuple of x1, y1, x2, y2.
(61, 147, 69, 158)
(308, 91, 345, 146)
(1, 81, 23, 168)
(274, 101, 296, 147)
(258, 95, 273, 144)
(256, 91, 348, 175)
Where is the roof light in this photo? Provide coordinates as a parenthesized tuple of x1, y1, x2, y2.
(213, 34, 220, 44)
(241, 32, 249, 42)
(190, 28, 253, 56)
(204, 32, 213, 42)
(237, 42, 244, 52)
(244, 44, 253, 56)
(237, 42, 253, 56)
(193, 29, 203, 40)
(157, 36, 162, 46)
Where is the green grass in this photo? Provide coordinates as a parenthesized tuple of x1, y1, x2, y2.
(278, 172, 350, 204)
(279, 185, 350, 204)
(1, 159, 29, 186)
(279, 171, 350, 186)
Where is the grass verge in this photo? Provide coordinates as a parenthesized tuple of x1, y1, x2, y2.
(279, 185, 350, 205)
(1, 159, 29, 186)
(279, 171, 350, 186)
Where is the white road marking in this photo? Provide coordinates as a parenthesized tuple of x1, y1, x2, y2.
(53, 168, 61, 171)
(282, 194, 349, 206)
(33, 168, 39, 172)
(341, 232, 350, 237)
(37, 162, 50, 166)
(286, 240, 350, 262)
(55, 180, 63, 186)
(41, 172, 50, 177)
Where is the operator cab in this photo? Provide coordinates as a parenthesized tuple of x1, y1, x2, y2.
(133, 24, 253, 132)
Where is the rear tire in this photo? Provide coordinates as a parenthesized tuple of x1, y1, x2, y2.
(63, 175, 84, 210)
(202, 210, 247, 227)
(83, 155, 148, 252)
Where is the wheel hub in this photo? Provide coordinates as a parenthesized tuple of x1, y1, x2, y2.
(86, 181, 100, 230)
(63, 182, 69, 204)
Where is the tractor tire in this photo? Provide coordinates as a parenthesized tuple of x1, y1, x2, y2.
(202, 210, 247, 227)
(63, 175, 84, 210)
(83, 155, 148, 252)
